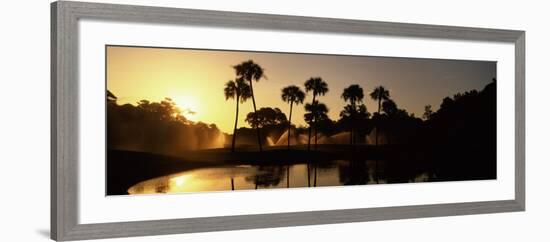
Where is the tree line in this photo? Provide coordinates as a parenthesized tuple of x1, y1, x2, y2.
(224, 60, 426, 152)
(107, 93, 225, 156)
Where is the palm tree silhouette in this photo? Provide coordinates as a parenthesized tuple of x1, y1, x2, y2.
(370, 86, 390, 145)
(233, 60, 266, 151)
(281, 85, 305, 149)
(341, 84, 364, 146)
(304, 77, 329, 151)
(304, 101, 329, 150)
(304, 101, 330, 188)
(224, 77, 252, 152)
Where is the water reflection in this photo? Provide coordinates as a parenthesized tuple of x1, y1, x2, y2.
(128, 160, 432, 195)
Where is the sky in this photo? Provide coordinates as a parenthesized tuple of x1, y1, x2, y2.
(106, 45, 496, 134)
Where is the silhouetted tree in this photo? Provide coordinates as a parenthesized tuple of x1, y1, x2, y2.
(107, 93, 222, 155)
(304, 77, 329, 151)
(378, 99, 415, 145)
(339, 103, 370, 145)
(370, 86, 390, 145)
(245, 107, 287, 128)
(341, 84, 365, 146)
(107, 90, 117, 103)
(304, 101, 329, 150)
(440, 97, 454, 111)
(281, 85, 305, 149)
(423, 105, 433, 120)
(233, 60, 266, 151)
(426, 79, 497, 180)
(136, 98, 182, 121)
(304, 98, 329, 187)
(382, 99, 398, 116)
(224, 77, 252, 152)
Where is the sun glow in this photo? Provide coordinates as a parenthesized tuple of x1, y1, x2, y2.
(172, 95, 200, 121)
(171, 175, 190, 187)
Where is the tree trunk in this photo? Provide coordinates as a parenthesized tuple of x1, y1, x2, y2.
(307, 162, 311, 187)
(307, 94, 316, 151)
(351, 101, 356, 147)
(376, 98, 381, 146)
(249, 80, 263, 151)
(287, 101, 293, 150)
(375, 97, 382, 183)
(313, 163, 318, 187)
(231, 97, 239, 153)
(314, 126, 318, 150)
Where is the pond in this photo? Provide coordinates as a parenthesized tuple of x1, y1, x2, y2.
(127, 160, 432, 194)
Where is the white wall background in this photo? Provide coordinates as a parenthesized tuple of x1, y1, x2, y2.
(0, 0, 548, 241)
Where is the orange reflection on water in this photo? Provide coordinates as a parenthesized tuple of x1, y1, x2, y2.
(128, 166, 257, 194)
(127, 163, 343, 195)
(127, 161, 431, 195)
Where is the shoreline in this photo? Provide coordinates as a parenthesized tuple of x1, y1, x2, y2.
(106, 144, 425, 195)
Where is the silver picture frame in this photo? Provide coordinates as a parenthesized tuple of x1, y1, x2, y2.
(51, 1, 525, 241)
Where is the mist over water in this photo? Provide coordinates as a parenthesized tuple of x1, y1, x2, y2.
(107, 98, 227, 156)
(268, 130, 367, 146)
(274, 129, 308, 146)
(265, 136, 275, 146)
(318, 132, 352, 145)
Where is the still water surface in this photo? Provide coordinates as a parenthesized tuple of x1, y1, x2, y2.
(128, 160, 431, 194)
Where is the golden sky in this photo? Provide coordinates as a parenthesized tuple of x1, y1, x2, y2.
(107, 46, 495, 134)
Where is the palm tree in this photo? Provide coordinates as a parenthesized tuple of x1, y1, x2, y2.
(281, 85, 305, 149)
(370, 86, 390, 145)
(303, 101, 330, 188)
(304, 100, 328, 187)
(224, 77, 252, 152)
(233, 60, 266, 151)
(304, 77, 329, 151)
(341, 84, 364, 146)
(304, 101, 329, 150)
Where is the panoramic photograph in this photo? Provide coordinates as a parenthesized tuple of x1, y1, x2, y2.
(106, 45, 496, 195)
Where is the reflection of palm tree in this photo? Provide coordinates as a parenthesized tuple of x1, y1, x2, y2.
(281, 85, 305, 149)
(233, 60, 266, 151)
(370, 86, 390, 145)
(305, 100, 329, 188)
(304, 101, 329, 150)
(313, 162, 318, 187)
(341, 85, 364, 146)
(287, 166, 290, 188)
(304, 77, 329, 151)
(224, 77, 252, 152)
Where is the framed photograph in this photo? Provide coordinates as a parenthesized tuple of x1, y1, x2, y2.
(51, 1, 525, 241)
